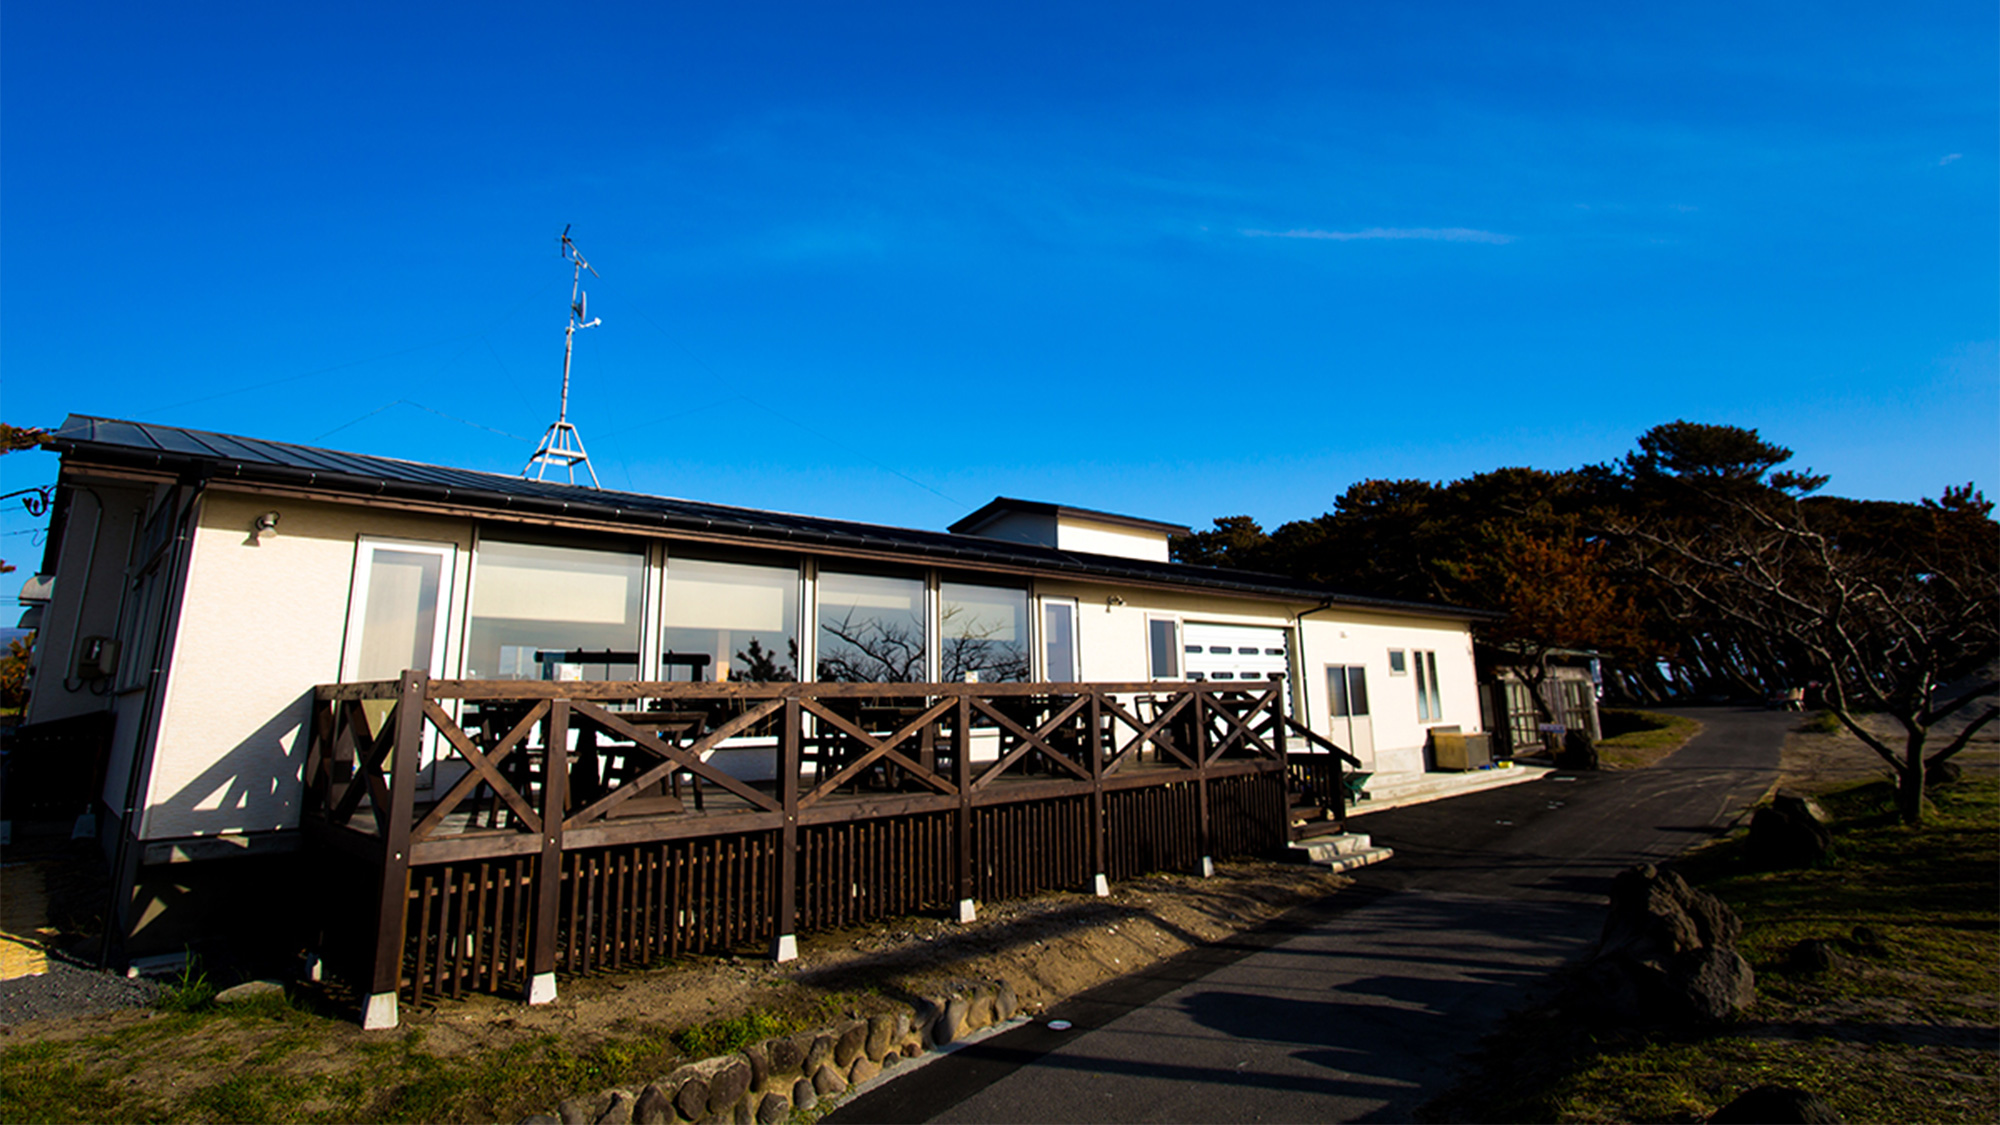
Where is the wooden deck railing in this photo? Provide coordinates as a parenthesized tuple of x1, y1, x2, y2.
(301, 673, 1302, 1024)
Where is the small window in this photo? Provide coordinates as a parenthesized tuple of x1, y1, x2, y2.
(1264, 647, 1286, 656)
(1212, 672, 1235, 680)
(1237, 646, 1259, 654)
(1184, 643, 1201, 653)
(1388, 649, 1408, 675)
(1041, 598, 1079, 682)
(1211, 645, 1233, 654)
(1148, 618, 1182, 679)
(1414, 649, 1442, 721)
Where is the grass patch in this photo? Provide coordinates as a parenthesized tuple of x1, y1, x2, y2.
(0, 991, 846, 1125)
(1595, 709, 1702, 769)
(671, 1008, 797, 1059)
(151, 956, 217, 1013)
(1797, 709, 1844, 735)
(1423, 773, 2000, 1123)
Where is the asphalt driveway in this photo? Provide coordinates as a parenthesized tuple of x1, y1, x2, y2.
(829, 707, 1793, 1124)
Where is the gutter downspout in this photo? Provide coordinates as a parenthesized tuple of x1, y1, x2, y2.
(1290, 601, 1340, 729)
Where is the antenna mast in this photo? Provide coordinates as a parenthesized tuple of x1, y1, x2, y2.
(524, 225, 603, 487)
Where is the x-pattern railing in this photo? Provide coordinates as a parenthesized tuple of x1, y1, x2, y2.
(302, 673, 1316, 1021)
(304, 677, 1291, 854)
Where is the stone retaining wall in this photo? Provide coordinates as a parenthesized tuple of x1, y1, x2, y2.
(527, 979, 1023, 1125)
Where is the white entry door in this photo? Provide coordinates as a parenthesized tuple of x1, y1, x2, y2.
(341, 538, 458, 786)
(1324, 664, 1376, 767)
(342, 538, 456, 684)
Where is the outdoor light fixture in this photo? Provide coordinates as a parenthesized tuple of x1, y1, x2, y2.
(1106, 596, 1126, 607)
(253, 511, 280, 540)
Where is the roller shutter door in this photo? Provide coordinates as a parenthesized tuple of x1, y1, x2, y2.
(1182, 623, 1290, 684)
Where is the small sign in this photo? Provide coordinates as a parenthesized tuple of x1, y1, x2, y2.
(1538, 723, 1567, 734)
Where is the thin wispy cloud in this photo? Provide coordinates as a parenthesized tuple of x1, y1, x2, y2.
(1241, 226, 1514, 244)
(1939, 153, 1962, 166)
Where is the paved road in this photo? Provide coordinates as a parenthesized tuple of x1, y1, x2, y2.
(830, 707, 1792, 1124)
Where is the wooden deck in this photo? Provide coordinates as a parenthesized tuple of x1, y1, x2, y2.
(300, 675, 1348, 1020)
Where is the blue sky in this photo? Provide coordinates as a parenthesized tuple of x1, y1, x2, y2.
(2, 0, 1994, 568)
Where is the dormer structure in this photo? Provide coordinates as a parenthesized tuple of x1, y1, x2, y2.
(948, 497, 1188, 563)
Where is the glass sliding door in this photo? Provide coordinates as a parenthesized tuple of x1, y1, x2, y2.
(341, 538, 457, 781)
(660, 556, 801, 681)
(815, 570, 926, 682)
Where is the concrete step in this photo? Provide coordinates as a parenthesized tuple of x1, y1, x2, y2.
(1315, 831, 1374, 854)
(1291, 834, 1393, 872)
(1346, 762, 1553, 815)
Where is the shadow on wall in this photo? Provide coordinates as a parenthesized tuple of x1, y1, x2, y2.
(145, 692, 313, 840)
(125, 692, 316, 960)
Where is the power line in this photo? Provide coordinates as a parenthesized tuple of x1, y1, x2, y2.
(315, 400, 534, 444)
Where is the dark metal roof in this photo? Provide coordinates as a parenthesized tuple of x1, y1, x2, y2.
(948, 497, 1191, 537)
(45, 414, 1496, 621)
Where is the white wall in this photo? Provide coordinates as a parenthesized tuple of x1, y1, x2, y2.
(1053, 517, 1171, 563)
(1032, 579, 1299, 682)
(1034, 579, 1481, 774)
(1296, 613, 1481, 774)
(141, 493, 472, 840)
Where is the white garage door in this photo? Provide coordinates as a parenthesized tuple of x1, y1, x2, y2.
(1183, 623, 1291, 685)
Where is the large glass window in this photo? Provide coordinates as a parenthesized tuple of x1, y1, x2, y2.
(940, 581, 1028, 683)
(661, 556, 800, 682)
(466, 538, 645, 681)
(816, 570, 926, 682)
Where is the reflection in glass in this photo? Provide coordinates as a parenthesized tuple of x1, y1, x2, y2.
(466, 539, 644, 680)
(1042, 600, 1077, 682)
(940, 582, 1028, 682)
(661, 556, 800, 682)
(817, 571, 926, 682)
(1148, 619, 1180, 679)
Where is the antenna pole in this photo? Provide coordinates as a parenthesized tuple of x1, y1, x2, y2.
(525, 226, 603, 487)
